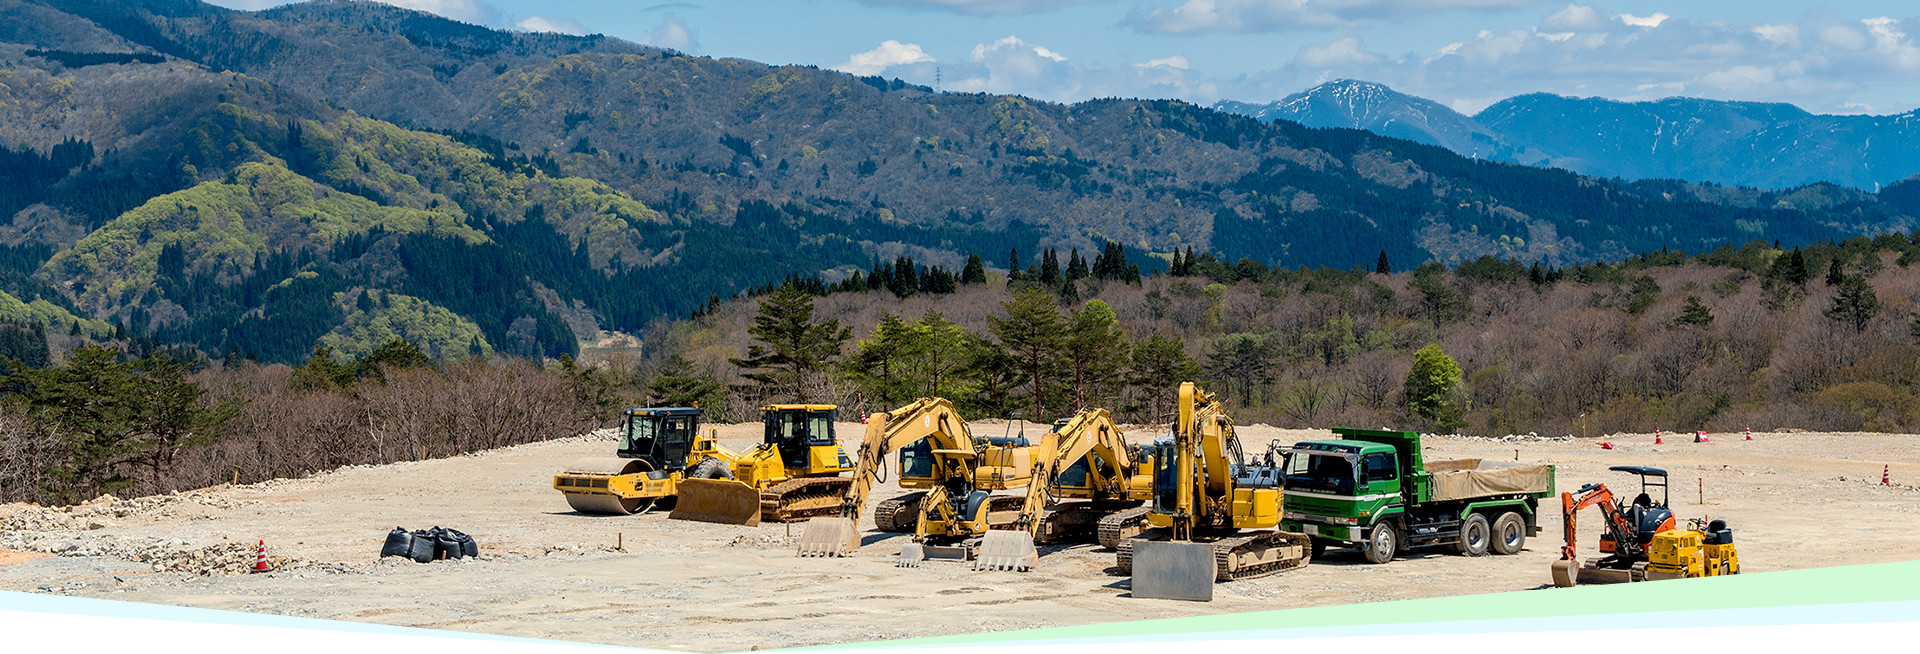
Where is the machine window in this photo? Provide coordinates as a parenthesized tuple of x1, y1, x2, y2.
(623, 415, 656, 452)
(1363, 452, 1399, 482)
(809, 413, 834, 445)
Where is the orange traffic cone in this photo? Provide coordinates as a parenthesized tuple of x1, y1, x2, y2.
(1598, 441, 1614, 450)
(1654, 432, 1663, 445)
(251, 540, 271, 574)
(1695, 431, 1710, 443)
(1744, 427, 1752, 440)
(1884, 465, 1892, 485)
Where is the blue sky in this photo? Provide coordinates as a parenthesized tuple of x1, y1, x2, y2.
(208, 1, 1920, 115)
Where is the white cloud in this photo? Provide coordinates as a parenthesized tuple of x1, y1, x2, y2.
(1617, 12, 1669, 28)
(836, 41, 937, 76)
(516, 16, 586, 35)
(848, 0, 1104, 16)
(1699, 65, 1774, 93)
(641, 12, 700, 53)
(1752, 24, 1799, 47)
(1295, 37, 1384, 68)
(1540, 4, 1604, 31)
(1137, 55, 1191, 70)
(1863, 17, 1920, 69)
(1126, 0, 1551, 34)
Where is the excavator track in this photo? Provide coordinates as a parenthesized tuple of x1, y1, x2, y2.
(874, 492, 926, 532)
(1096, 506, 1151, 550)
(759, 477, 855, 523)
(1115, 529, 1311, 581)
(1036, 501, 1143, 544)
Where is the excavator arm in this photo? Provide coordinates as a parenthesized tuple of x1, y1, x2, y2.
(1559, 483, 1639, 560)
(1010, 408, 1129, 536)
(798, 397, 975, 556)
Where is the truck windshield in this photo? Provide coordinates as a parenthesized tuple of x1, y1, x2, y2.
(1284, 452, 1356, 495)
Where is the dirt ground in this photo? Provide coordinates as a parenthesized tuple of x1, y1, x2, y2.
(3, 423, 1917, 652)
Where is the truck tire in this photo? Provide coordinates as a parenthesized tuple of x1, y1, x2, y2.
(1491, 512, 1526, 555)
(1456, 513, 1491, 556)
(1363, 523, 1398, 564)
(1310, 539, 1327, 561)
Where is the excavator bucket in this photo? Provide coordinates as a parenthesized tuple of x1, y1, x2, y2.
(1131, 540, 1217, 601)
(670, 478, 763, 526)
(897, 542, 925, 567)
(1550, 559, 1578, 588)
(974, 531, 1038, 571)
(796, 517, 859, 557)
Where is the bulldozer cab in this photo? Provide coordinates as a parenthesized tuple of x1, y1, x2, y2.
(619, 408, 701, 471)
(764, 405, 837, 470)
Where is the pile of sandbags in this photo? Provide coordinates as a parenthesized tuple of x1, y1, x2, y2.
(380, 526, 478, 562)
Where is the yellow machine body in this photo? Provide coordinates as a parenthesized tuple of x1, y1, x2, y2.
(668, 404, 856, 525)
(1646, 529, 1740, 579)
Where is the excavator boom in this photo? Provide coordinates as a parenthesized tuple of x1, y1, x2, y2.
(796, 398, 980, 557)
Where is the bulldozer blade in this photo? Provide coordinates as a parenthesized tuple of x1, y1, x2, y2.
(897, 542, 925, 567)
(670, 478, 763, 526)
(1131, 540, 1215, 602)
(974, 531, 1038, 571)
(796, 517, 859, 557)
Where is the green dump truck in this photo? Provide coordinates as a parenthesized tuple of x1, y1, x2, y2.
(1275, 427, 1555, 564)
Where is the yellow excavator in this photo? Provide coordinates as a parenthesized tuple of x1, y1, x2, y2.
(975, 407, 1154, 570)
(795, 397, 1034, 561)
(667, 404, 857, 525)
(1120, 382, 1311, 601)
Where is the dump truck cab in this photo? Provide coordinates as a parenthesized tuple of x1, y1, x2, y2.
(618, 407, 703, 470)
(1279, 439, 1403, 540)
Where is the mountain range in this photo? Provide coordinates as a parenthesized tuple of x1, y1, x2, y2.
(1214, 79, 1920, 191)
(2, 0, 1920, 364)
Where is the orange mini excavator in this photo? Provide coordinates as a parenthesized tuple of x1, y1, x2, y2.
(1551, 465, 1739, 587)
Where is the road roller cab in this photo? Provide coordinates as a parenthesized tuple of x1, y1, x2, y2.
(617, 407, 704, 469)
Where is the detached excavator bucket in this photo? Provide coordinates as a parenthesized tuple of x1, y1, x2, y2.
(670, 478, 763, 526)
(897, 542, 925, 567)
(796, 517, 859, 557)
(974, 531, 1038, 571)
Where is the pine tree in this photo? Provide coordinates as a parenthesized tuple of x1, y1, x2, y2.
(1669, 295, 1715, 329)
(987, 287, 1067, 421)
(1825, 257, 1845, 287)
(1406, 344, 1465, 430)
(1825, 274, 1880, 332)
(729, 284, 851, 403)
(1062, 300, 1127, 411)
(1376, 250, 1391, 275)
(1065, 248, 1089, 281)
(960, 253, 987, 285)
(1039, 248, 1061, 286)
(1007, 248, 1022, 282)
(1129, 333, 1199, 423)
(647, 355, 726, 411)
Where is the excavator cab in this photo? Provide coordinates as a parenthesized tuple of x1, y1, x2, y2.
(1601, 466, 1673, 553)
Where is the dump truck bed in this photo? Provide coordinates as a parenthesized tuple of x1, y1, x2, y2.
(1421, 459, 1554, 502)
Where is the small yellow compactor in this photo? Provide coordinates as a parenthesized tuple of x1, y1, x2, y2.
(553, 405, 856, 525)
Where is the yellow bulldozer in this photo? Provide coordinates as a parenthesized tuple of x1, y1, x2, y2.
(552, 405, 856, 525)
(795, 397, 1036, 562)
(668, 404, 857, 526)
(1121, 382, 1311, 601)
(974, 407, 1154, 571)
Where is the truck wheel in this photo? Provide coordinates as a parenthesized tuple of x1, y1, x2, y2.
(1491, 512, 1526, 555)
(1310, 539, 1327, 561)
(1456, 513, 1491, 556)
(1363, 523, 1398, 564)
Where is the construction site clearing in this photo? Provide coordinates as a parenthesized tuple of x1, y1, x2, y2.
(2, 423, 1916, 652)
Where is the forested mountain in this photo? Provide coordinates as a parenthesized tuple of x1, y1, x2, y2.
(3, 0, 1920, 364)
(1217, 80, 1920, 191)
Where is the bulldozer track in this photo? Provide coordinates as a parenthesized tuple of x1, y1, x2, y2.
(1096, 506, 1150, 550)
(760, 477, 855, 523)
(875, 493, 926, 532)
(1115, 529, 1310, 581)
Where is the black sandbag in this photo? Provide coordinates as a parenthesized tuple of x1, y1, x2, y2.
(448, 529, 479, 559)
(406, 532, 436, 563)
(380, 527, 414, 558)
(434, 531, 465, 560)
